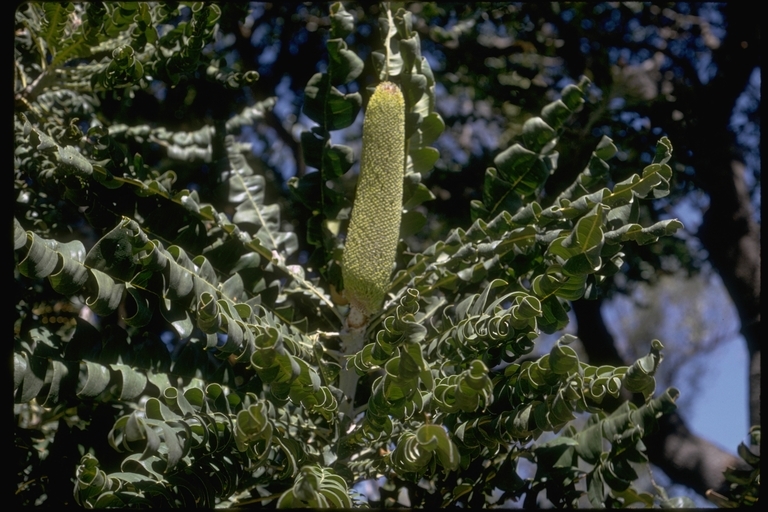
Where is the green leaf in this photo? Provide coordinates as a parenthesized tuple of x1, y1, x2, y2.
(540, 99, 573, 130)
(85, 223, 137, 282)
(588, 465, 607, 506)
(326, 39, 364, 85)
(521, 117, 557, 153)
(17, 233, 59, 278)
(57, 145, 93, 177)
(160, 299, 194, 339)
(110, 364, 148, 401)
(122, 286, 153, 327)
(409, 146, 439, 174)
(14, 352, 47, 403)
(50, 254, 89, 295)
(77, 361, 111, 399)
(85, 269, 125, 315)
(13, 218, 26, 250)
(323, 144, 355, 178)
(303, 73, 362, 131)
(300, 129, 327, 170)
(594, 135, 618, 160)
(403, 180, 435, 210)
(549, 205, 607, 276)
(400, 210, 427, 238)
(549, 335, 580, 375)
(329, 2, 354, 39)
(483, 167, 523, 217)
(410, 112, 445, 147)
(660, 496, 698, 508)
(560, 82, 587, 111)
(226, 136, 299, 257)
(607, 159, 674, 205)
(604, 219, 684, 245)
(493, 144, 547, 197)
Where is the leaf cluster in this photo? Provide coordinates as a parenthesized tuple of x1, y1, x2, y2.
(706, 425, 760, 508)
(14, 3, 689, 508)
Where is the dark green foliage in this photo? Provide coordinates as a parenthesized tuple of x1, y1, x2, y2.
(706, 426, 760, 508)
(14, 2, 701, 508)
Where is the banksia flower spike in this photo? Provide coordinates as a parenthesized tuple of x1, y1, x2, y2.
(342, 82, 405, 329)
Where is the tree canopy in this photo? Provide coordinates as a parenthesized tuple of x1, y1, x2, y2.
(14, 2, 759, 508)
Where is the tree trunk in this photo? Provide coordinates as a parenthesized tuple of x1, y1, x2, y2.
(644, 410, 748, 497)
(698, 161, 761, 428)
(688, 2, 761, 428)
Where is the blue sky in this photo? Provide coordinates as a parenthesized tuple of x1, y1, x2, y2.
(688, 335, 749, 452)
(604, 270, 750, 453)
(602, 271, 751, 508)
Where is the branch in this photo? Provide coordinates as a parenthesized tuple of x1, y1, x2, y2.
(644, 408, 749, 497)
(573, 297, 745, 498)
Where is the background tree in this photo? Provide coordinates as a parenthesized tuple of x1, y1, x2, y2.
(14, 2, 758, 508)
